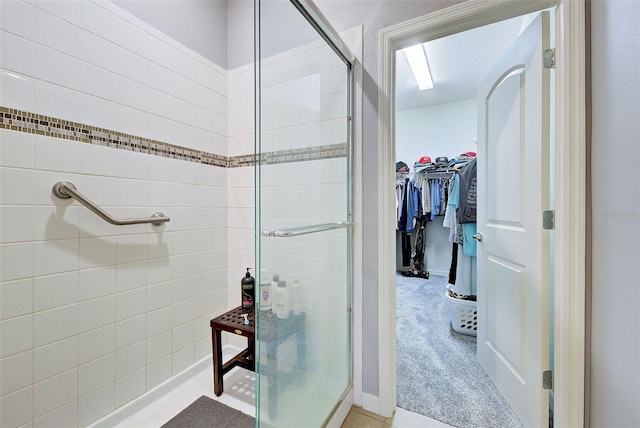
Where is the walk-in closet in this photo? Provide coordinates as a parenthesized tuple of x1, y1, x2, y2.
(393, 13, 548, 427)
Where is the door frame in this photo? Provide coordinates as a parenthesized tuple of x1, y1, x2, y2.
(376, 1, 586, 427)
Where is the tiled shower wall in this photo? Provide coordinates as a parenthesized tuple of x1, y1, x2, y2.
(0, 1, 229, 427)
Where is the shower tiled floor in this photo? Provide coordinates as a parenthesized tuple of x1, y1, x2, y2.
(110, 345, 451, 428)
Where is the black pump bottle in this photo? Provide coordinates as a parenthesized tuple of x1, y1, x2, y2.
(241, 268, 255, 309)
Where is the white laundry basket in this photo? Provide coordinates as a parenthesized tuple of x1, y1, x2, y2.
(445, 292, 477, 336)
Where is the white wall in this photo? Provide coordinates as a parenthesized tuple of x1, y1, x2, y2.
(396, 99, 477, 167)
(0, 2, 228, 427)
(590, 1, 640, 426)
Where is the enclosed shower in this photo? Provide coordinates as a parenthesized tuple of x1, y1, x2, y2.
(255, 0, 355, 426)
(0, 0, 356, 426)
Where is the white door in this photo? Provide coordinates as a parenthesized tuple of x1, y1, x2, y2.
(476, 12, 551, 428)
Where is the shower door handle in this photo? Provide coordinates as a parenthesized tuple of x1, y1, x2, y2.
(262, 221, 351, 237)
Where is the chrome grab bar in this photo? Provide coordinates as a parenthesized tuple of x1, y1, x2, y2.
(52, 181, 170, 227)
(262, 221, 351, 237)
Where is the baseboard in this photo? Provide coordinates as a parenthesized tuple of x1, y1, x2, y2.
(326, 387, 353, 428)
(89, 354, 213, 428)
(361, 392, 383, 416)
(425, 269, 448, 278)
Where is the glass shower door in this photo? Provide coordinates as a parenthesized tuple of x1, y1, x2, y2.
(254, 0, 353, 426)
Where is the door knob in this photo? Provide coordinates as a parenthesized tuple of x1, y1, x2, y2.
(472, 233, 483, 242)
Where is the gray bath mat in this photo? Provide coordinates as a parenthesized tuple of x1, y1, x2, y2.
(161, 395, 255, 428)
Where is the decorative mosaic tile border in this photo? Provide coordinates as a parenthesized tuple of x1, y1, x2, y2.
(0, 107, 347, 167)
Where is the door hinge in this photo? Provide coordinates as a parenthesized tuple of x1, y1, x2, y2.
(543, 210, 555, 230)
(543, 370, 553, 390)
(544, 48, 556, 69)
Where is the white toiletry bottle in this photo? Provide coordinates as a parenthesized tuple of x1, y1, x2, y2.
(260, 269, 272, 311)
(270, 275, 279, 314)
(276, 280, 289, 319)
(291, 279, 301, 315)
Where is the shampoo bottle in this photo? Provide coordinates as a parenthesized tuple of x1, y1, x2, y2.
(276, 280, 290, 319)
(259, 268, 272, 311)
(291, 279, 301, 315)
(270, 275, 280, 314)
(241, 268, 255, 309)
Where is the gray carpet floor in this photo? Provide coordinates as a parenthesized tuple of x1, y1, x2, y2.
(161, 395, 255, 428)
(396, 273, 523, 428)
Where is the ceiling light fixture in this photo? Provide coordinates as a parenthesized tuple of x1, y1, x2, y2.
(403, 43, 433, 90)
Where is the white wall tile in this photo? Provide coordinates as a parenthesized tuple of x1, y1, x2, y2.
(78, 383, 115, 427)
(32, 368, 77, 419)
(35, 135, 82, 174)
(115, 368, 145, 408)
(146, 330, 171, 364)
(116, 260, 147, 292)
(0, 386, 33, 428)
(147, 258, 172, 287)
(34, 0, 82, 27)
(33, 270, 78, 312)
(115, 314, 145, 350)
(78, 266, 116, 302)
(194, 337, 210, 361)
(81, 1, 146, 57)
(116, 233, 148, 264)
(34, 400, 77, 428)
(173, 49, 195, 80)
(146, 355, 171, 390)
(0, 278, 32, 320)
(80, 142, 118, 177)
(77, 295, 114, 334)
(31, 205, 80, 241)
(79, 353, 114, 396)
(116, 341, 145, 379)
(33, 79, 79, 122)
(171, 247, 197, 278)
(172, 73, 196, 104)
(0, 167, 34, 205)
(172, 273, 196, 303)
(33, 304, 77, 347)
(214, 70, 227, 96)
(78, 324, 115, 366)
(34, 8, 82, 58)
(147, 35, 172, 69)
(33, 239, 79, 276)
(34, 44, 80, 89)
(0, 0, 35, 40)
(0, 315, 32, 358)
(146, 306, 172, 339)
(147, 181, 174, 209)
(194, 84, 216, 112)
(172, 299, 194, 328)
(172, 343, 194, 375)
(115, 288, 146, 321)
(195, 61, 215, 90)
(0, 71, 34, 112)
(147, 280, 172, 312)
(78, 236, 117, 270)
(33, 336, 77, 383)
(0, 130, 34, 169)
(115, 178, 149, 207)
(0, 243, 33, 283)
(0, 351, 32, 396)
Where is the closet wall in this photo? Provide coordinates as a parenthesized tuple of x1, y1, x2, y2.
(395, 99, 476, 275)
